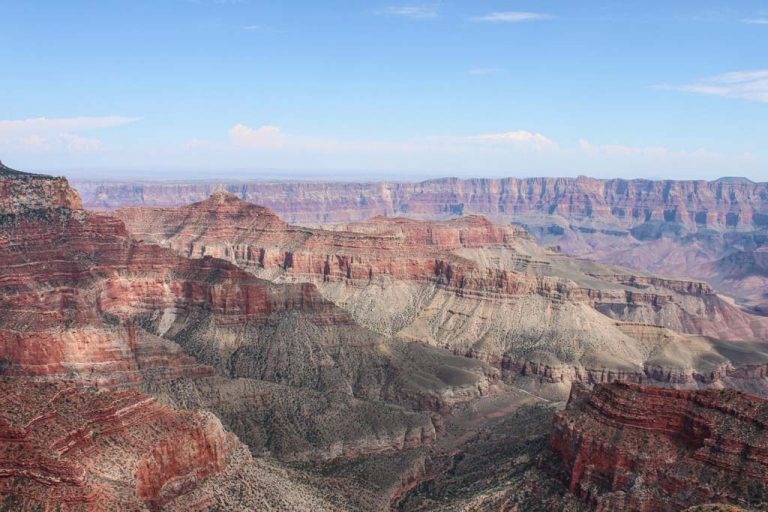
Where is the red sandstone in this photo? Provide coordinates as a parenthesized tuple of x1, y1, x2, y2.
(552, 382, 768, 511)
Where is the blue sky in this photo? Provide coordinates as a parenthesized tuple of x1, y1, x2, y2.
(1, 0, 766, 180)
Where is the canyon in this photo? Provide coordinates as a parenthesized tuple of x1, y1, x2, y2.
(2, 162, 767, 511)
(115, 191, 768, 399)
(0, 163, 502, 510)
(78, 176, 768, 315)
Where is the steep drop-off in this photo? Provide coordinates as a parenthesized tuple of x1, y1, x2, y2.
(552, 382, 768, 511)
(78, 175, 768, 230)
(115, 193, 768, 399)
(0, 163, 510, 509)
(79, 175, 768, 312)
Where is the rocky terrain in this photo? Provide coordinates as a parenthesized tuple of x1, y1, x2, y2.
(0, 162, 517, 510)
(78, 175, 768, 314)
(0, 377, 366, 511)
(3, 162, 768, 511)
(0, 379, 235, 511)
(115, 192, 768, 399)
(552, 382, 768, 511)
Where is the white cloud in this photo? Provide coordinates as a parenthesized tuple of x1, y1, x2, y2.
(579, 139, 668, 157)
(468, 131, 556, 148)
(0, 116, 137, 156)
(470, 12, 552, 23)
(242, 24, 278, 32)
(377, 6, 438, 19)
(174, 124, 762, 181)
(660, 70, 768, 103)
(229, 123, 286, 148)
(0, 116, 139, 136)
(16, 135, 49, 150)
(189, 125, 557, 156)
(741, 12, 768, 24)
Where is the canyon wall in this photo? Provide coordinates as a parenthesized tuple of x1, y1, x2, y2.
(114, 193, 768, 399)
(78, 175, 768, 313)
(0, 163, 495, 475)
(0, 380, 235, 511)
(552, 382, 768, 511)
(77, 176, 768, 230)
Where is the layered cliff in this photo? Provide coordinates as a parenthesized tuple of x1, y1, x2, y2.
(78, 175, 768, 312)
(0, 166, 497, 469)
(552, 382, 768, 511)
(115, 193, 768, 398)
(77, 175, 768, 231)
(0, 379, 236, 511)
(1, 161, 81, 213)
(7, 165, 768, 510)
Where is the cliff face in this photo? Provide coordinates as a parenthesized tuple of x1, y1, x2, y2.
(77, 176, 768, 230)
(0, 167, 499, 470)
(7, 166, 768, 510)
(1, 161, 82, 213)
(551, 382, 768, 512)
(79, 175, 768, 312)
(0, 379, 235, 511)
(78, 175, 768, 314)
(114, 194, 768, 399)
(0, 196, 215, 386)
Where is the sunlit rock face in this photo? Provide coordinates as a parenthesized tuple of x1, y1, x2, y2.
(0, 164, 494, 475)
(80, 175, 768, 312)
(115, 193, 768, 399)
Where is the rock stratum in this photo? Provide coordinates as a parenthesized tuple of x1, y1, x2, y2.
(0, 380, 234, 511)
(76, 175, 768, 231)
(115, 192, 768, 399)
(552, 382, 768, 511)
(3, 162, 768, 511)
(0, 163, 519, 510)
(77, 175, 768, 314)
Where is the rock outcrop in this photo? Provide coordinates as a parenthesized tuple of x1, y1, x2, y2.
(78, 175, 768, 313)
(114, 193, 768, 398)
(77, 176, 768, 231)
(552, 382, 768, 511)
(1, 160, 82, 213)
(0, 379, 234, 511)
(0, 165, 495, 469)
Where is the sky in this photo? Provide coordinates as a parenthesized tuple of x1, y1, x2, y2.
(1, 0, 766, 181)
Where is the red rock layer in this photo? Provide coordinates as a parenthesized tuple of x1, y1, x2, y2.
(0, 208, 211, 385)
(115, 194, 556, 295)
(115, 193, 768, 343)
(0, 379, 234, 511)
(135, 414, 229, 510)
(0, 180, 355, 386)
(115, 193, 690, 303)
(551, 382, 768, 511)
(78, 176, 768, 230)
